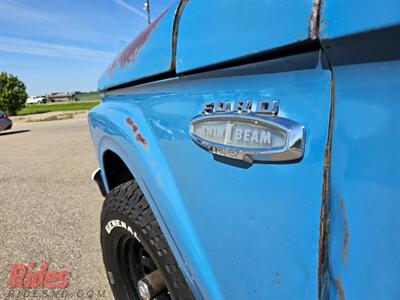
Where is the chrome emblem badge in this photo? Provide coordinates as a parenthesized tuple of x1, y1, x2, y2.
(189, 100, 305, 164)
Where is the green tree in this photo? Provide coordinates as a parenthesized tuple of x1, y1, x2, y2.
(0, 72, 27, 115)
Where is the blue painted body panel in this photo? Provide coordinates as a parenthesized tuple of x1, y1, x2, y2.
(90, 1, 400, 299)
(97, 2, 179, 91)
(320, 0, 400, 39)
(175, 0, 315, 73)
(89, 54, 332, 298)
(319, 4, 400, 297)
(328, 61, 400, 300)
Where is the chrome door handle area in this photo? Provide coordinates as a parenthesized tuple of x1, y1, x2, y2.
(190, 100, 305, 165)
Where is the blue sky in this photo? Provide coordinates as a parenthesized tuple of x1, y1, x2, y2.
(0, 0, 175, 95)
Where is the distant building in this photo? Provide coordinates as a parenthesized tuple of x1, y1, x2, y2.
(45, 92, 76, 103)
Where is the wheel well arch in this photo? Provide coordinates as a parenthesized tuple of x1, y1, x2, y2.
(102, 150, 134, 191)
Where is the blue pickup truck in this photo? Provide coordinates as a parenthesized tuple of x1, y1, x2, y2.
(89, 1, 400, 299)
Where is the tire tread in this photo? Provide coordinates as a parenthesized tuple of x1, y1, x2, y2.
(101, 180, 194, 300)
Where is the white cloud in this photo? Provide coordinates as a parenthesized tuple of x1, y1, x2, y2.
(0, 0, 111, 44)
(0, 36, 115, 62)
(113, 0, 147, 19)
(0, 0, 58, 24)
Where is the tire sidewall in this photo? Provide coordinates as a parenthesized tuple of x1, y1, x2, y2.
(101, 211, 178, 300)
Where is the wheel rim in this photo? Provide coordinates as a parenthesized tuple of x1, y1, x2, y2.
(117, 235, 170, 300)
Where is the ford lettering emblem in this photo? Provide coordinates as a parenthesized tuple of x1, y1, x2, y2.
(189, 100, 305, 164)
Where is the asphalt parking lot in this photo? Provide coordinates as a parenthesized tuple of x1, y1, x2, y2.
(0, 119, 111, 299)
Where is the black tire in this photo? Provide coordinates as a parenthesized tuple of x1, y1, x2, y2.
(100, 180, 195, 300)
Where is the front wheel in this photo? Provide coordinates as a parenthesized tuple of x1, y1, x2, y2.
(100, 180, 194, 300)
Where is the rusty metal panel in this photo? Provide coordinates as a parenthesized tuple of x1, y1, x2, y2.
(97, 2, 180, 91)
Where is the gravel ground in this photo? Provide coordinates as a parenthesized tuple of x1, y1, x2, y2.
(12, 111, 88, 123)
(0, 119, 112, 299)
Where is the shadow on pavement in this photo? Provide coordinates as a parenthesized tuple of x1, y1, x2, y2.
(0, 130, 31, 136)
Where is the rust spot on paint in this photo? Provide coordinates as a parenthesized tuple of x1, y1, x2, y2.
(136, 133, 147, 146)
(317, 193, 327, 298)
(107, 8, 169, 75)
(126, 117, 148, 149)
(335, 277, 346, 300)
(308, 0, 322, 39)
(126, 117, 138, 133)
(318, 53, 336, 300)
(340, 198, 349, 263)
